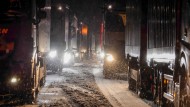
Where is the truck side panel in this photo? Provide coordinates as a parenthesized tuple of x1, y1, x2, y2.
(50, 0, 66, 52)
(147, 0, 176, 61)
(70, 16, 78, 51)
(180, 0, 190, 96)
(39, 0, 51, 53)
(125, 0, 141, 58)
(126, 0, 177, 60)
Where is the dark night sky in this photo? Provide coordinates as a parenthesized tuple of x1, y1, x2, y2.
(64, 0, 126, 34)
(66, 0, 102, 23)
(65, 0, 102, 34)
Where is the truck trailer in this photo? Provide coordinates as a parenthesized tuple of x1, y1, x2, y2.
(47, 0, 79, 72)
(125, 0, 190, 106)
(102, 11, 127, 79)
(0, 0, 47, 104)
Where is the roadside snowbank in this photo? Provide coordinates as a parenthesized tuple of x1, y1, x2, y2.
(93, 68, 151, 107)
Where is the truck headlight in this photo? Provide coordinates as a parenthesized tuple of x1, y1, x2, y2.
(100, 52, 105, 59)
(10, 77, 20, 84)
(75, 52, 79, 57)
(106, 54, 114, 62)
(64, 52, 72, 64)
(49, 50, 57, 58)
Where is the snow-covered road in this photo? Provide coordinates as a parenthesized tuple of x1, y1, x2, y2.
(16, 60, 153, 107)
(37, 62, 113, 107)
(93, 68, 151, 107)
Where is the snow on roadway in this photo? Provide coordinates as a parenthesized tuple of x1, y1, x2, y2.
(37, 65, 112, 107)
(93, 68, 151, 107)
(37, 87, 72, 107)
(37, 60, 152, 107)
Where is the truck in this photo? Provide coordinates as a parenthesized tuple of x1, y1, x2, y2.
(47, 0, 79, 72)
(0, 0, 47, 104)
(102, 11, 127, 79)
(125, 0, 190, 106)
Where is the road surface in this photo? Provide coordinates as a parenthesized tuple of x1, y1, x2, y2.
(9, 60, 153, 107)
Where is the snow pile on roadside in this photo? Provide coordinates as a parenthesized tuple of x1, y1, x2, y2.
(93, 68, 151, 107)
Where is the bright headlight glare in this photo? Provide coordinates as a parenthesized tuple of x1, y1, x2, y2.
(49, 50, 57, 58)
(100, 52, 105, 58)
(106, 54, 114, 62)
(75, 53, 79, 57)
(11, 77, 19, 83)
(64, 52, 72, 63)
